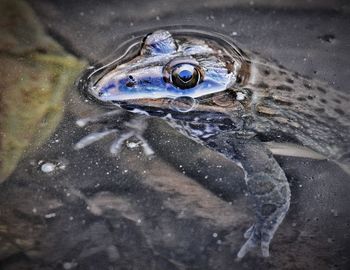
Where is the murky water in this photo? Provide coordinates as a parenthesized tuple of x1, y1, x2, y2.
(1, 1, 350, 269)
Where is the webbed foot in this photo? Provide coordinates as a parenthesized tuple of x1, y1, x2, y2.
(74, 111, 154, 156)
(205, 136, 291, 259)
(237, 199, 290, 259)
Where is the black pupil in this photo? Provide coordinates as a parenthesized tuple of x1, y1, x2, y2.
(178, 69, 193, 82)
(171, 64, 199, 89)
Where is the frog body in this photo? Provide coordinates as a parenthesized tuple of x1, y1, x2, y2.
(79, 29, 350, 258)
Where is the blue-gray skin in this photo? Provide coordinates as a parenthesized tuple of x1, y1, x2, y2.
(84, 30, 350, 258)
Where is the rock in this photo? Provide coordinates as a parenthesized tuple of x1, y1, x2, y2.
(0, 0, 87, 182)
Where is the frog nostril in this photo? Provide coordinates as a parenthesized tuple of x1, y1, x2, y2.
(126, 75, 136, 87)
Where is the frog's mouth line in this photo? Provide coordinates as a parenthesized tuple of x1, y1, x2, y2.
(121, 103, 240, 128)
(116, 94, 233, 113)
(116, 97, 241, 127)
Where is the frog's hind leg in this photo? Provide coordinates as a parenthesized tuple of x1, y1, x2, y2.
(234, 140, 291, 259)
(237, 192, 290, 258)
(260, 200, 290, 257)
(206, 136, 291, 259)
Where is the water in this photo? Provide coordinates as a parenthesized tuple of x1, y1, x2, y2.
(1, 1, 350, 269)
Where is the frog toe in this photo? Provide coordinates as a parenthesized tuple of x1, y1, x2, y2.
(75, 112, 153, 156)
(76, 110, 122, 127)
(237, 227, 259, 259)
(74, 129, 117, 150)
(109, 132, 154, 156)
(135, 134, 155, 156)
(243, 225, 255, 239)
(109, 131, 135, 155)
(261, 240, 270, 257)
(111, 117, 154, 156)
(237, 219, 278, 258)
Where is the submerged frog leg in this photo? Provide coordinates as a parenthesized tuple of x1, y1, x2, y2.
(207, 135, 291, 259)
(108, 116, 154, 156)
(109, 131, 135, 155)
(75, 113, 154, 156)
(74, 129, 117, 150)
(120, 116, 154, 156)
(75, 109, 123, 127)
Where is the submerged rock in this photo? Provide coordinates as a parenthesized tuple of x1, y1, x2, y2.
(0, 0, 86, 182)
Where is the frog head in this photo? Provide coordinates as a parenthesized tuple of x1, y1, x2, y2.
(88, 29, 251, 123)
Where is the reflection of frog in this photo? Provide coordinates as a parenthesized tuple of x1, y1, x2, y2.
(77, 29, 350, 258)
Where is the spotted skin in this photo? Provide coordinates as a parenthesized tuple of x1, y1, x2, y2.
(80, 29, 350, 259)
(247, 55, 350, 161)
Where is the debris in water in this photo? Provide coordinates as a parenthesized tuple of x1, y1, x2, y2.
(318, 33, 335, 43)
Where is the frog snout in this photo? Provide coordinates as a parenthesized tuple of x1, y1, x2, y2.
(95, 81, 120, 100)
(93, 75, 131, 101)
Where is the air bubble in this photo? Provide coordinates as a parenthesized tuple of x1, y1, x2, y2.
(170, 96, 197, 112)
(36, 159, 68, 174)
(41, 162, 56, 173)
(45, 213, 56, 219)
(236, 92, 246, 101)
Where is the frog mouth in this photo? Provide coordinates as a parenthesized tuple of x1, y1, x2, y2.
(116, 97, 241, 128)
(120, 102, 239, 127)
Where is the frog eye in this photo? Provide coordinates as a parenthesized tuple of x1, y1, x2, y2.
(171, 64, 201, 89)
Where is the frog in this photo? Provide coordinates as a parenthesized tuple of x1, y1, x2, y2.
(75, 29, 350, 259)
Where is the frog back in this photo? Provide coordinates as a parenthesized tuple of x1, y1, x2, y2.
(246, 54, 350, 161)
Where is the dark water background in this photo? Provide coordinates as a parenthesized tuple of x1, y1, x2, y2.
(1, 1, 350, 269)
